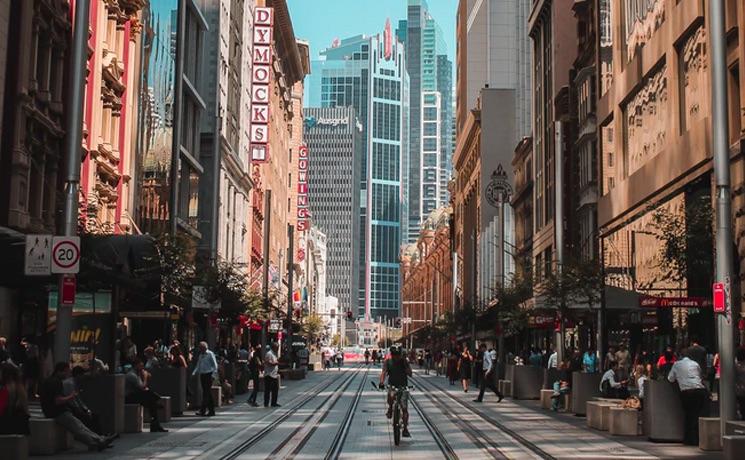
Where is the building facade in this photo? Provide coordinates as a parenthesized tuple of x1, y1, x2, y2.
(596, 0, 745, 350)
(399, 0, 453, 243)
(303, 107, 363, 319)
(401, 207, 453, 341)
(309, 23, 409, 321)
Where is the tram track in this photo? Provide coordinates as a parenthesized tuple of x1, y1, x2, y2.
(413, 374, 556, 460)
(408, 386, 459, 460)
(218, 365, 363, 460)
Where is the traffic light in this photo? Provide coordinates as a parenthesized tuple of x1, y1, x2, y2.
(346, 310, 353, 320)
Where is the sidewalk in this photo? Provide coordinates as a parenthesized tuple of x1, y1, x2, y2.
(47, 369, 338, 459)
(418, 371, 724, 460)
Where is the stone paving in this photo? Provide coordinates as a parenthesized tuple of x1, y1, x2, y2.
(43, 365, 725, 459)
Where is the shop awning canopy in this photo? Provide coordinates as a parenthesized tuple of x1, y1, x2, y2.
(530, 285, 642, 311)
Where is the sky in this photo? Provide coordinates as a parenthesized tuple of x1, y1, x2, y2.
(287, 0, 459, 65)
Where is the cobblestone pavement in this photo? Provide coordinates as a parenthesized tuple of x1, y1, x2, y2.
(47, 365, 724, 460)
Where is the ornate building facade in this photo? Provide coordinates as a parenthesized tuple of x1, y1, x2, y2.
(79, 0, 144, 234)
(401, 207, 453, 341)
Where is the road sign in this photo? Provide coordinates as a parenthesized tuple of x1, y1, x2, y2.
(713, 282, 726, 313)
(61, 275, 76, 305)
(24, 234, 52, 276)
(51, 236, 81, 274)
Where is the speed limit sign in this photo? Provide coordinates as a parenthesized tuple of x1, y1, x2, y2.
(51, 236, 80, 274)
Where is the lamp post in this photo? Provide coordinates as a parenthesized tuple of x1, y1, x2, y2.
(709, 0, 736, 434)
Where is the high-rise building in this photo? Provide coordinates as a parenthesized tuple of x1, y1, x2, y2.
(303, 107, 363, 321)
(399, 0, 453, 242)
(309, 21, 409, 321)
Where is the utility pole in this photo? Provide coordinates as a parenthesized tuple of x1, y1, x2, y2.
(287, 225, 295, 367)
(56, 0, 90, 364)
(709, 0, 736, 435)
(261, 191, 272, 359)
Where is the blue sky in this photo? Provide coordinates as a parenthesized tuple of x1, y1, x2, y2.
(287, 0, 458, 64)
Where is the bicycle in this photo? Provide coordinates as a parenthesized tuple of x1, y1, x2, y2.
(372, 382, 411, 445)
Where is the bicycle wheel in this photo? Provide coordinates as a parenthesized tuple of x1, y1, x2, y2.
(392, 404, 401, 445)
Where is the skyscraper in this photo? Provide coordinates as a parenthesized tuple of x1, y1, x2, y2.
(399, 0, 453, 243)
(303, 107, 363, 321)
(308, 22, 409, 321)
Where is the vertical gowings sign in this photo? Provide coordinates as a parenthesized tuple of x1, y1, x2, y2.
(250, 7, 274, 162)
(297, 145, 310, 232)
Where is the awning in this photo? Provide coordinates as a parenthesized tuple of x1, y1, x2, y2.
(530, 285, 642, 311)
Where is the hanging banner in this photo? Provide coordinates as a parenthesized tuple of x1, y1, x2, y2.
(297, 144, 310, 231)
(250, 7, 274, 162)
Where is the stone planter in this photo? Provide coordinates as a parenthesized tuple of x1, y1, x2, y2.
(79, 373, 124, 434)
(571, 372, 601, 416)
(150, 366, 187, 415)
(643, 379, 684, 442)
(512, 365, 542, 399)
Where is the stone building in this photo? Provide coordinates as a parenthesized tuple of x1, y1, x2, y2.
(512, 136, 533, 278)
(79, 0, 145, 235)
(401, 207, 453, 341)
(596, 0, 745, 349)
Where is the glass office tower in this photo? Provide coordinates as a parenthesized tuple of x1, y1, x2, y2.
(308, 23, 409, 321)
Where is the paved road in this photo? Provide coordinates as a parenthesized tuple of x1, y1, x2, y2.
(51, 365, 722, 460)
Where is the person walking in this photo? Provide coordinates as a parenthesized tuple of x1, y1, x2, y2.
(364, 348, 370, 365)
(583, 347, 598, 373)
(735, 347, 745, 420)
(458, 344, 473, 392)
(473, 344, 503, 403)
(473, 345, 484, 388)
(264, 343, 280, 408)
(446, 348, 458, 385)
(668, 348, 708, 446)
(246, 345, 262, 407)
(547, 348, 558, 369)
(192, 341, 218, 417)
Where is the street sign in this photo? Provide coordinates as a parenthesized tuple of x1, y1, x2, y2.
(61, 275, 76, 305)
(51, 236, 81, 274)
(713, 282, 726, 313)
(24, 234, 52, 276)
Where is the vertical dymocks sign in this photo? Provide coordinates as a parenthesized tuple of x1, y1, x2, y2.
(297, 145, 310, 231)
(250, 7, 274, 162)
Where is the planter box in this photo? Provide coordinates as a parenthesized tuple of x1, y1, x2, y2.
(643, 379, 684, 442)
(0, 435, 28, 460)
(544, 368, 560, 389)
(609, 407, 640, 436)
(723, 435, 745, 460)
(571, 372, 601, 416)
(150, 367, 187, 415)
(699, 417, 722, 451)
(587, 401, 619, 431)
(512, 365, 542, 399)
(78, 373, 125, 434)
(725, 420, 745, 436)
(541, 389, 554, 409)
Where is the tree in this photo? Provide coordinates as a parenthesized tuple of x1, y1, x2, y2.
(302, 314, 325, 347)
(154, 233, 196, 309)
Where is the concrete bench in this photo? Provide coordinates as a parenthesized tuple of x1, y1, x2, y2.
(698, 417, 722, 451)
(29, 418, 73, 455)
(124, 404, 143, 433)
(540, 389, 554, 409)
(498, 380, 511, 397)
(587, 401, 620, 431)
(723, 435, 745, 460)
(144, 396, 172, 423)
(609, 407, 640, 436)
(0, 434, 28, 460)
(725, 420, 745, 436)
(211, 386, 223, 408)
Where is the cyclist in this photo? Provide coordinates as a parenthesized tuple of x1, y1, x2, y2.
(379, 344, 412, 438)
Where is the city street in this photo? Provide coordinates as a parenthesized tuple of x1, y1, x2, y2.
(47, 366, 721, 460)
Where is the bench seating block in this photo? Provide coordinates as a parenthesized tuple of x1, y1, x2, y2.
(124, 404, 143, 433)
(587, 401, 619, 431)
(0, 434, 28, 460)
(725, 420, 745, 436)
(723, 435, 745, 460)
(699, 417, 722, 451)
(30, 418, 72, 455)
(144, 396, 172, 423)
(609, 407, 640, 436)
(211, 386, 223, 408)
(540, 389, 554, 409)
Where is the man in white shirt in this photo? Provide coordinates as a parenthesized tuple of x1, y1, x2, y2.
(547, 349, 558, 369)
(473, 344, 503, 403)
(599, 361, 628, 398)
(668, 349, 707, 445)
(264, 343, 280, 408)
(192, 341, 218, 416)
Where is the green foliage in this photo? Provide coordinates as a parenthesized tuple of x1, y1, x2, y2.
(536, 256, 604, 311)
(302, 314, 325, 344)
